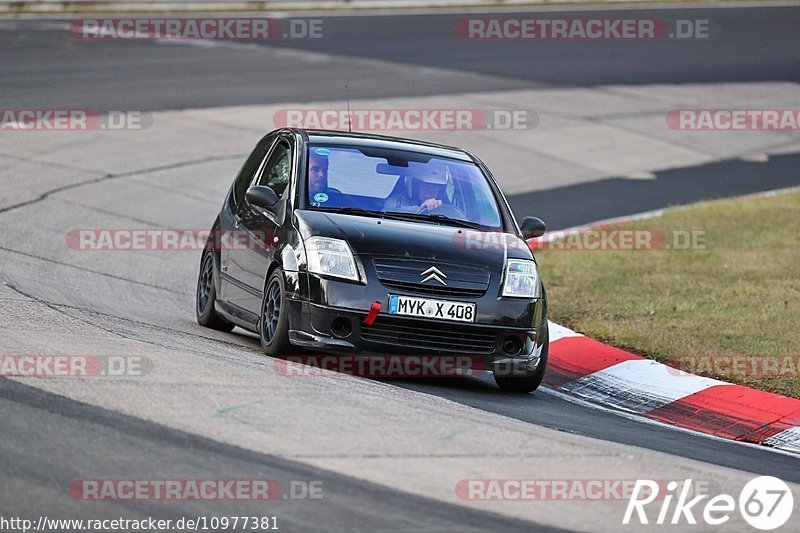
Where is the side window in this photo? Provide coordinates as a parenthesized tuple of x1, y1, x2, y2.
(256, 141, 291, 198)
(230, 138, 272, 210)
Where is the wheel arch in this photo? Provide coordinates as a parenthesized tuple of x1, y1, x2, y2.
(261, 242, 301, 292)
(206, 216, 224, 293)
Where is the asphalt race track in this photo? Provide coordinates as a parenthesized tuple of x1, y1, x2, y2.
(3, 6, 799, 111)
(1, 3, 799, 531)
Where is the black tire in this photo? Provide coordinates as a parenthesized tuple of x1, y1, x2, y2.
(493, 327, 549, 393)
(196, 249, 235, 332)
(259, 268, 292, 356)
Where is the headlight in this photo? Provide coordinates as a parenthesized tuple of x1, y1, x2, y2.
(501, 259, 540, 298)
(305, 237, 359, 281)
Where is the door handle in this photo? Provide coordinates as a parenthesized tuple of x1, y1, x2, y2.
(233, 214, 241, 228)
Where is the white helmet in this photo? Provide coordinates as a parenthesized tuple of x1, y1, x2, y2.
(416, 163, 449, 185)
(407, 162, 450, 196)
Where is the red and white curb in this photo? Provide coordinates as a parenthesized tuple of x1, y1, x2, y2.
(545, 321, 800, 454)
(530, 187, 800, 453)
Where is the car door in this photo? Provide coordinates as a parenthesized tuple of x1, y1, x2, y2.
(218, 135, 275, 306)
(226, 137, 293, 316)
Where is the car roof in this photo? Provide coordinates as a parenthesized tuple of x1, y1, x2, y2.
(285, 129, 475, 163)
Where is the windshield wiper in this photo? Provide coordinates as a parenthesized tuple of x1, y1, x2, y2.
(426, 214, 483, 229)
(318, 207, 484, 230)
(318, 207, 386, 219)
(319, 207, 424, 224)
(385, 212, 484, 229)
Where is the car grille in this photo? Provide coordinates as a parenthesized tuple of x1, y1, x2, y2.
(361, 317, 498, 354)
(373, 259, 490, 298)
(378, 280, 485, 298)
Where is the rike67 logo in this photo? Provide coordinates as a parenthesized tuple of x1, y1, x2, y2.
(623, 477, 794, 530)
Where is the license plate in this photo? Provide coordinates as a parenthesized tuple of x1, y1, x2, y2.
(388, 295, 476, 323)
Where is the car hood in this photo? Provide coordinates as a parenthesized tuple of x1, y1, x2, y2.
(296, 210, 534, 268)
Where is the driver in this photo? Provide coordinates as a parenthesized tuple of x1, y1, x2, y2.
(384, 164, 449, 213)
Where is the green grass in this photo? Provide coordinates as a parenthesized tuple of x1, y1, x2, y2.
(537, 190, 800, 398)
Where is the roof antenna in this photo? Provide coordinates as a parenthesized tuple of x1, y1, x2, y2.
(345, 84, 352, 133)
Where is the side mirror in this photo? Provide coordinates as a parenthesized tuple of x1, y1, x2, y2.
(520, 216, 546, 239)
(245, 185, 279, 209)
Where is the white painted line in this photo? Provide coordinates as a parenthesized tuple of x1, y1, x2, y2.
(560, 359, 729, 414)
(623, 171, 657, 180)
(547, 320, 582, 343)
(763, 426, 800, 454)
(739, 154, 770, 163)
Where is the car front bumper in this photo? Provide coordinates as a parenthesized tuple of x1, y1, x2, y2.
(285, 272, 548, 376)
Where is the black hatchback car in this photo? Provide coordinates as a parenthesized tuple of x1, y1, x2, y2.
(196, 129, 549, 392)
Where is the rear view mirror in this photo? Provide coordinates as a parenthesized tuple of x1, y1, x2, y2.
(520, 216, 546, 239)
(376, 163, 409, 175)
(245, 185, 279, 209)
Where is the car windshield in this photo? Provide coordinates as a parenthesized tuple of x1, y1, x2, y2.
(305, 144, 504, 230)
